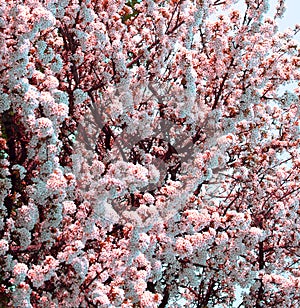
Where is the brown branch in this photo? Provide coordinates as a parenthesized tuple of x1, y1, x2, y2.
(258, 241, 264, 270)
(212, 58, 234, 110)
(158, 285, 170, 308)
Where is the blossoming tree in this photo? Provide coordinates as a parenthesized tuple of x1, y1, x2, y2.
(1, 0, 300, 307)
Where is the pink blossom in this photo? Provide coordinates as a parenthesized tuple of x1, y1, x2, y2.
(31, 6, 56, 28)
(140, 291, 162, 308)
(0, 239, 9, 255)
(143, 192, 155, 204)
(1, 0, 300, 306)
(13, 263, 28, 277)
(134, 278, 147, 295)
(176, 237, 193, 255)
(46, 169, 67, 190)
(63, 201, 76, 215)
(36, 117, 54, 138)
(43, 75, 59, 90)
(215, 232, 229, 245)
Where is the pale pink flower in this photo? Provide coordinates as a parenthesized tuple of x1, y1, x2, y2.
(44, 255, 59, 269)
(152, 146, 166, 156)
(32, 70, 45, 83)
(31, 6, 56, 27)
(43, 75, 59, 90)
(56, 103, 69, 120)
(0, 239, 9, 255)
(40, 91, 56, 106)
(143, 192, 155, 204)
(140, 291, 162, 308)
(134, 278, 147, 295)
(13, 263, 28, 276)
(188, 233, 205, 247)
(47, 169, 67, 190)
(215, 232, 229, 245)
(128, 163, 148, 181)
(134, 253, 151, 272)
(262, 274, 287, 285)
(47, 144, 59, 156)
(15, 5, 31, 23)
(176, 237, 193, 255)
(36, 117, 54, 138)
(63, 201, 77, 215)
(24, 86, 39, 108)
(160, 185, 176, 195)
(249, 227, 264, 238)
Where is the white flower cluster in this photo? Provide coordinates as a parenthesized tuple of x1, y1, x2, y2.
(0, 239, 9, 256)
(91, 285, 110, 306)
(28, 179, 50, 207)
(35, 117, 54, 138)
(72, 256, 89, 282)
(32, 6, 56, 31)
(0, 91, 11, 113)
(63, 200, 77, 215)
(12, 164, 26, 180)
(107, 161, 149, 193)
(15, 202, 39, 231)
(28, 256, 59, 288)
(16, 227, 32, 250)
(13, 263, 28, 285)
(39, 91, 66, 122)
(0, 175, 11, 230)
(82, 4, 96, 23)
(36, 40, 54, 65)
(51, 54, 63, 73)
(11, 283, 32, 308)
(22, 85, 39, 116)
(73, 88, 89, 106)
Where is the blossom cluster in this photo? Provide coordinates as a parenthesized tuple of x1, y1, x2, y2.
(0, 0, 300, 307)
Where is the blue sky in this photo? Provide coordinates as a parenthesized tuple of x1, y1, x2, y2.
(233, 0, 300, 36)
(270, 0, 300, 93)
(275, 0, 300, 37)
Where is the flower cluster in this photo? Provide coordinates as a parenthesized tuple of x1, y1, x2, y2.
(0, 0, 300, 307)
